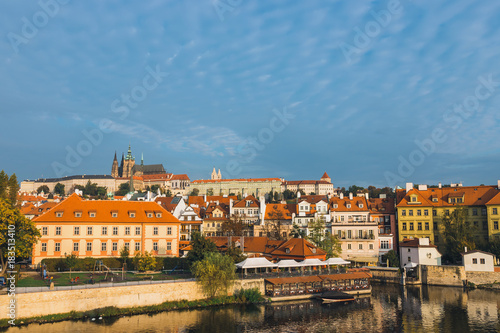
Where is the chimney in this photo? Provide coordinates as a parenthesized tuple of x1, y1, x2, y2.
(259, 196, 266, 223)
(380, 194, 386, 199)
(365, 193, 369, 199)
(438, 182, 442, 189)
(418, 185, 427, 191)
(458, 182, 463, 187)
(464, 246, 467, 253)
(349, 193, 353, 200)
(405, 183, 413, 193)
(340, 193, 344, 200)
(229, 198, 234, 215)
(498, 180, 500, 189)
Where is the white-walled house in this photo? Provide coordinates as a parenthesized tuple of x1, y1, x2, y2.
(462, 250, 496, 272)
(399, 237, 442, 266)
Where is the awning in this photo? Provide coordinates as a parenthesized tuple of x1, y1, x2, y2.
(349, 256, 379, 263)
(277, 259, 302, 268)
(404, 262, 418, 268)
(236, 257, 277, 269)
(324, 258, 351, 265)
(299, 258, 324, 266)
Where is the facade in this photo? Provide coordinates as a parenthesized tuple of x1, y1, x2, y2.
(111, 145, 166, 178)
(396, 182, 500, 252)
(378, 234, 395, 262)
(281, 172, 334, 195)
(202, 202, 230, 237)
(399, 237, 442, 266)
(329, 193, 378, 265)
(232, 195, 265, 225)
(32, 193, 181, 265)
(191, 176, 282, 197)
(462, 250, 496, 272)
(21, 175, 117, 195)
(368, 195, 397, 249)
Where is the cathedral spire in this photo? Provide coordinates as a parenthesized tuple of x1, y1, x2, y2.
(113, 151, 117, 162)
(141, 152, 144, 166)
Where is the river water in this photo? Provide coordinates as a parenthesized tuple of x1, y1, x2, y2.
(5, 284, 500, 332)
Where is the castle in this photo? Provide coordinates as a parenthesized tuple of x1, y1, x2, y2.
(111, 145, 166, 178)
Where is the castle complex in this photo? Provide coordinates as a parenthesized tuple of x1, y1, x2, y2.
(111, 145, 166, 178)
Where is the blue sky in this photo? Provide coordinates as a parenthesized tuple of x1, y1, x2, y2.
(1, 0, 500, 188)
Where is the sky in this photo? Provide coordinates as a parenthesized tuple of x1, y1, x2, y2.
(1, 0, 500, 189)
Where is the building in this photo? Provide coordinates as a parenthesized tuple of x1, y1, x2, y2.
(232, 195, 265, 226)
(396, 182, 500, 252)
(111, 145, 167, 178)
(202, 202, 230, 237)
(21, 175, 117, 195)
(399, 237, 442, 267)
(255, 203, 295, 238)
(329, 193, 379, 265)
(281, 172, 334, 195)
(32, 193, 181, 265)
(461, 250, 496, 272)
(368, 195, 397, 254)
(378, 234, 395, 262)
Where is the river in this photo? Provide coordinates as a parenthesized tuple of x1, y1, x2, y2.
(5, 284, 500, 332)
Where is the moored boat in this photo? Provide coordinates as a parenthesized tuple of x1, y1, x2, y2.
(318, 290, 356, 303)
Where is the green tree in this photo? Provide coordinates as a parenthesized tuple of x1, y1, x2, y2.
(206, 188, 214, 196)
(186, 231, 217, 266)
(134, 251, 157, 272)
(192, 252, 236, 298)
(273, 191, 279, 202)
(7, 174, 19, 206)
(307, 218, 341, 258)
(120, 246, 130, 265)
(221, 213, 251, 237)
(37, 185, 50, 194)
(116, 182, 130, 196)
(54, 183, 65, 196)
(150, 185, 160, 193)
(282, 189, 295, 200)
(381, 250, 399, 267)
(0, 170, 8, 199)
(0, 198, 41, 276)
(190, 188, 199, 196)
(225, 244, 245, 264)
(443, 206, 476, 263)
(166, 189, 172, 197)
(96, 186, 107, 198)
(290, 224, 306, 238)
(65, 253, 78, 279)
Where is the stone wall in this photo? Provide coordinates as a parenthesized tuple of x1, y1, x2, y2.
(466, 271, 500, 285)
(0, 279, 264, 320)
(421, 265, 466, 287)
(369, 267, 400, 284)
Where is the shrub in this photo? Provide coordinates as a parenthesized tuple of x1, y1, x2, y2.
(235, 288, 264, 303)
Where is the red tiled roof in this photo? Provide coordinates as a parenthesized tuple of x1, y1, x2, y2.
(171, 174, 190, 181)
(321, 172, 330, 179)
(265, 203, 296, 220)
(191, 178, 281, 184)
(399, 238, 437, 248)
(141, 173, 172, 181)
(397, 185, 499, 207)
(268, 238, 326, 260)
(329, 197, 369, 212)
(233, 195, 260, 208)
(368, 197, 395, 214)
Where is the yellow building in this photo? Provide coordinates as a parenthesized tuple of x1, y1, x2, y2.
(396, 183, 500, 251)
(190, 177, 282, 196)
(32, 193, 181, 265)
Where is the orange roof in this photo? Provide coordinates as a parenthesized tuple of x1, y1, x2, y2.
(233, 195, 260, 208)
(171, 174, 190, 181)
(321, 172, 330, 179)
(34, 193, 179, 224)
(18, 194, 45, 203)
(368, 197, 395, 214)
(188, 196, 206, 207)
(268, 238, 326, 260)
(142, 173, 172, 181)
(20, 202, 36, 214)
(265, 203, 295, 219)
(299, 195, 329, 204)
(26, 202, 58, 217)
(191, 178, 280, 184)
(397, 185, 499, 207)
(285, 180, 330, 185)
(329, 196, 369, 212)
(486, 191, 500, 205)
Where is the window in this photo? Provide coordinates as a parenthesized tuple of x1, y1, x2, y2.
(483, 221, 488, 230)
(101, 242, 107, 251)
(402, 223, 407, 231)
(358, 230, 363, 239)
(407, 249, 411, 253)
(358, 244, 363, 250)
(401, 210, 406, 216)
(425, 222, 429, 230)
(129, 211, 136, 218)
(102, 226, 107, 235)
(74, 212, 82, 218)
(494, 221, 499, 230)
(89, 212, 96, 218)
(153, 242, 158, 251)
(156, 213, 162, 218)
(167, 227, 172, 235)
(407, 256, 411, 262)
(153, 227, 159, 235)
(73, 242, 79, 252)
(56, 212, 63, 217)
(433, 210, 437, 216)
(472, 258, 477, 264)
(472, 209, 478, 216)
(409, 210, 413, 216)
(347, 230, 352, 239)
(56, 226, 61, 235)
(482, 208, 487, 216)
(433, 222, 438, 230)
(381, 240, 389, 249)
(418, 222, 422, 230)
(347, 244, 352, 250)
(86, 242, 92, 251)
(347, 204, 351, 209)
(112, 212, 118, 218)
(493, 208, 498, 215)
(135, 242, 140, 251)
(113, 227, 118, 235)
(359, 204, 364, 208)
(124, 242, 129, 250)
(167, 242, 171, 251)
(87, 226, 93, 235)
(135, 227, 141, 235)
(42, 227, 48, 235)
(409, 223, 414, 231)
(411, 196, 416, 202)
(54, 242, 60, 252)
(74, 226, 80, 235)
(417, 210, 421, 216)
(480, 258, 485, 264)
(369, 244, 374, 250)
(424, 209, 428, 216)
(112, 242, 117, 251)
(445, 209, 449, 216)
(41, 243, 47, 252)
(125, 227, 130, 235)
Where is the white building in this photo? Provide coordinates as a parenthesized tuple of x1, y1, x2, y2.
(462, 250, 496, 272)
(399, 237, 442, 266)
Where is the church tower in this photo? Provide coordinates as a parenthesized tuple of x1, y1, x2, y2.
(111, 151, 119, 178)
(217, 169, 222, 180)
(211, 167, 217, 180)
(122, 145, 135, 178)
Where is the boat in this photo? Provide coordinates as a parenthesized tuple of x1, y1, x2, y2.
(318, 290, 356, 303)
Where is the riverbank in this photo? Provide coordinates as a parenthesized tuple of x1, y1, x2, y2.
(0, 292, 268, 329)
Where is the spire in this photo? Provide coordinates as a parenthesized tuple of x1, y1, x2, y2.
(125, 144, 133, 160)
(141, 152, 144, 166)
(113, 151, 117, 162)
(121, 153, 125, 165)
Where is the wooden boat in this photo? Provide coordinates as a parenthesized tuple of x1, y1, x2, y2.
(318, 290, 356, 303)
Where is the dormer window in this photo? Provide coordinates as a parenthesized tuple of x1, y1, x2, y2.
(333, 204, 338, 209)
(411, 196, 417, 202)
(74, 211, 82, 218)
(129, 211, 136, 218)
(359, 204, 364, 208)
(347, 204, 351, 209)
(156, 213, 162, 218)
(89, 212, 96, 218)
(111, 211, 118, 218)
(312, 248, 316, 254)
(285, 248, 290, 254)
(56, 211, 63, 217)
(147, 212, 153, 218)
(432, 198, 438, 202)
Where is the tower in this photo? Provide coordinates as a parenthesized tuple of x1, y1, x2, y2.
(321, 172, 331, 183)
(123, 145, 135, 178)
(217, 169, 222, 180)
(211, 167, 217, 180)
(111, 151, 119, 178)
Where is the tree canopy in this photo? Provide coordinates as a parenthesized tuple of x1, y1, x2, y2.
(381, 250, 399, 267)
(54, 183, 65, 196)
(115, 182, 130, 196)
(307, 218, 341, 258)
(186, 231, 218, 265)
(221, 213, 251, 237)
(37, 185, 50, 194)
(191, 252, 236, 298)
(442, 206, 476, 263)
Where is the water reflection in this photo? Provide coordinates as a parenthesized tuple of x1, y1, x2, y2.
(5, 284, 499, 332)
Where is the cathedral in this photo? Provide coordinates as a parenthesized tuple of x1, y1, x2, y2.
(111, 145, 167, 178)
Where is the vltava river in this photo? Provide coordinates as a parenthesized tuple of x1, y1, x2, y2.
(5, 284, 500, 332)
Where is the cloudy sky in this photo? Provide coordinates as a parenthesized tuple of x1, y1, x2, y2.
(1, 0, 500, 188)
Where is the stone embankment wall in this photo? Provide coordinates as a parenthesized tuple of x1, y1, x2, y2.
(466, 271, 500, 285)
(0, 279, 264, 320)
(421, 265, 466, 287)
(368, 267, 400, 284)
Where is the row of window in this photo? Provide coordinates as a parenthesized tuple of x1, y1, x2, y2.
(401, 208, 497, 217)
(56, 211, 163, 218)
(337, 229, 374, 239)
(346, 243, 374, 250)
(402, 221, 496, 231)
(41, 226, 173, 236)
(40, 241, 172, 252)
